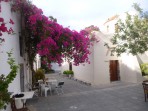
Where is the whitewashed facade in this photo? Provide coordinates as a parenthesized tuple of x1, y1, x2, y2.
(61, 14, 144, 85)
(0, 2, 31, 111)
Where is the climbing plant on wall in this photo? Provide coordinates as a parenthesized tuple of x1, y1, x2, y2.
(0, 50, 19, 110)
(1, 0, 100, 74)
(10, 0, 98, 72)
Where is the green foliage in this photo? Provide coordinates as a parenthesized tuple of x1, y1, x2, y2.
(41, 64, 55, 73)
(49, 16, 57, 22)
(132, 3, 143, 14)
(63, 70, 74, 75)
(0, 50, 19, 109)
(110, 3, 148, 56)
(140, 63, 148, 76)
(34, 68, 45, 82)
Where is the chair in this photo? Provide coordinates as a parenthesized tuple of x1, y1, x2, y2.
(40, 84, 52, 97)
(142, 82, 148, 102)
(25, 82, 39, 97)
(55, 81, 64, 95)
(143, 80, 148, 83)
(38, 79, 44, 84)
(11, 98, 30, 111)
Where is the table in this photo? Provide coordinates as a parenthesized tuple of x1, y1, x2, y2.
(13, 91, 34, 107)
(46, 79, 58, 95)
(46, 79, 58, 86)
(144, 82, 148, 85)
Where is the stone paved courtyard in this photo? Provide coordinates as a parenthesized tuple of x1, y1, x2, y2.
(27, 74, 148, 111)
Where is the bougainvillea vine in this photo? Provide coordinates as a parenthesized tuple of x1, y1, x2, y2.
(10, 0, 99, 70)
(0, 0, 14, 45)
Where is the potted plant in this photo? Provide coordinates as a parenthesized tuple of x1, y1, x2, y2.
(63, 70, 74, 78)
(33, 68, 45, 83)
(140, 63, 148, 80)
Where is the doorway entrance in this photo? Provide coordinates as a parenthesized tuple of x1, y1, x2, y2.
(109, 60, 120, 82)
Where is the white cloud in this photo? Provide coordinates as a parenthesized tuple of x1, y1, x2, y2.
(32, 0, 147, 31)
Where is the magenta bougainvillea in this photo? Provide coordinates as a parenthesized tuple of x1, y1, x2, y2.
(0, 0, 14, 45)
(1, 0, 99, 69)
(11, 0, 93, 67)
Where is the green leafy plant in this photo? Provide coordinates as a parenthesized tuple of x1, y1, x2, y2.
(41, 64, 55, 73)
(34, 68, 45, 82)
(63, 70, 74, 75)
(0, 50, 19, 109)
(109, 3, 148, 56)
(140, 63, 148, 76)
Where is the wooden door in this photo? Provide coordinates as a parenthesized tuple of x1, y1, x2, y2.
(110, 60, 119, 81)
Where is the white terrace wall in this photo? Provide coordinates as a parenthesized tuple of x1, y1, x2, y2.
(101, 19, 117, 34)
(120, 54, 143, 83)
(61, 46, 94, 84)
(93, 33, 143, 85)
(101, 13, 143, 84)
(61, 13, 143, 86)
(0, 2, 20, 93)
(93, 38, 110, 85)
(73, 46, 94, 84)
(93, 31, 120, 85)
(0, 2, 30, 111)
(61, 61, 69, 73)
(51, 63, 61, 73)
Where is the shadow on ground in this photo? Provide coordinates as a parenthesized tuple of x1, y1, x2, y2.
(27, 73, 148, 111)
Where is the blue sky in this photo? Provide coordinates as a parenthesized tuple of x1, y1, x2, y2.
(32, 0, 148, 31)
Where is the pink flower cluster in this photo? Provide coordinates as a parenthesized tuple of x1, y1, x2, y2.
(0, 0, 14, 44)
(0, 18, 14, 36)
(11, 0, 98, 68)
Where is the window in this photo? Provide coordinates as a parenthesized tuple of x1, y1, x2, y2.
(107, 25, 109, 32)
(19, 35, 24, 57)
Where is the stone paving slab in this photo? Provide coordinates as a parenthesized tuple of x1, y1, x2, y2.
(27, 74, 148, 111)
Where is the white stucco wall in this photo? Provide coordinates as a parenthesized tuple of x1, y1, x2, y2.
(61, 46, 94, 84)
(0, 2, 29, 111)
(120, 54, 143, 83)
(93, 39, 110, 85)
(99, 13, 143, 84)
(103, 20, 117, 34)
(0, 1, 22, 93)
(34, 54, 41, 71)
(61, 11, 143, 86)
(61, 61, 69, 73)
(73, 46, 94, 84)
(51, 63, 61, 73)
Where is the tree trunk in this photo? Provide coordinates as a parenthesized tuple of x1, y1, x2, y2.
(69, 62, 72, 71)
